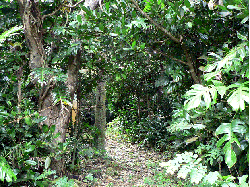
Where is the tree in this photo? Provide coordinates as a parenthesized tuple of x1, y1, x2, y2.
(83, 0, 107, 150)
(17, 0, 82, 174)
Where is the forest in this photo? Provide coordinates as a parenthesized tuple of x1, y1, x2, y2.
(0, 0, 249, 186)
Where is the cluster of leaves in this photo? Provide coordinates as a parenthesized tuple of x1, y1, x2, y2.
(0, 0, 249, 186)
(0, 2, 72, 186)
(105, 0, 249, 185)
(160, 152, 249, 186)
(159, 0, 249, 185)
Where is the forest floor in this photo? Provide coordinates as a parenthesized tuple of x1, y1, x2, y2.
(76, 126, 187, 187)
(99, 135, 164, 186)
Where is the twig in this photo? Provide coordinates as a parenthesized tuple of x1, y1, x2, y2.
(130, 0, 180, 43)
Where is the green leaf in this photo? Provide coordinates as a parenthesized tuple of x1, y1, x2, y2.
(25, 144, 36, 153)
(237, 31, 247, 41)
(25, 160, 37, 166)
(110, 33, 118, 37)
(45, 157, 51, 170)
(52, 57, 60, 64)
(227, 82, 249, 111)
(50, 125, 55, 133)
(215, 42, 247, 71)
(227, 5, 243, 10)
(215, 123, 231, 136)
(215, 120, 244, 168)
(131, 41, 136, 48)
(115, 75, 121, 81)
(184, 84, 216, 110)
(241, 16, 249, 24)
(121, 74, 126, 79)
(186, 22, 193, 28)
(54, 132, 61, 139)
(223, 142, 237, 168)
(238, 175, 249, 186)
(0, 25, 23, 46)
(25, 117, 32, 125)
(77, 14, 82, 24)
(184, 95, 201, 110)
(231, 119, 246, 134)
(140, 43, 145, 50)
(123, 47, 133, 51)
(42, 124, 49, 133)
(184, 0, 191, 8)
(216, 134, 229, 147)
(204, 63, 216, 72)
(105, 2, 110, 11)
(216, 86, 227, 98)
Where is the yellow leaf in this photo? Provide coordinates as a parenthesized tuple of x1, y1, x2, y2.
(185, 137, 199, 144)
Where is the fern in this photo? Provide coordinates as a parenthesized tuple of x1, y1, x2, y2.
(0, 25, 23, 46)
(0, 156, 16, 182)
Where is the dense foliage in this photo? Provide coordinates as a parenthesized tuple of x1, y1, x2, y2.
(0, 0, 248, 186)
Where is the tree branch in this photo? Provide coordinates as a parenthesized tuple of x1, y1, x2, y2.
(130, 0, 200, 83)
(42, 4, 63, 20)
(65, 0, 85, 8)
(130, 0, 180, 43)
(42, 0, 85, 20)
(169, 56, 188, 65)
(145, 48, 188, 65)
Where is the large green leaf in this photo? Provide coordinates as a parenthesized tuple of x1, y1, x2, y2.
(216, 42, 248, 70)
(215, 120, 245, 168)
(223, 142, 237, 168)
(184, 84, 217, 110)
(25, 160, 37, 166)
(227, 82, 249, 111)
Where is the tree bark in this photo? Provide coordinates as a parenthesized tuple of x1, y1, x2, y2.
(18, 0, 79, 174)
(18, 0, 44, 70)
(94, 72, 106, 150)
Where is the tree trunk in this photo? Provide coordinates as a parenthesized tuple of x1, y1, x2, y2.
(84, 0, 107, 150)
(94, 72, 106, 150)
(18, 0, 44, 70)
(18, 1, 79, 174)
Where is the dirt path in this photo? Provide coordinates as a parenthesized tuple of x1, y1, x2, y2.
(97, 135, 165, 186)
